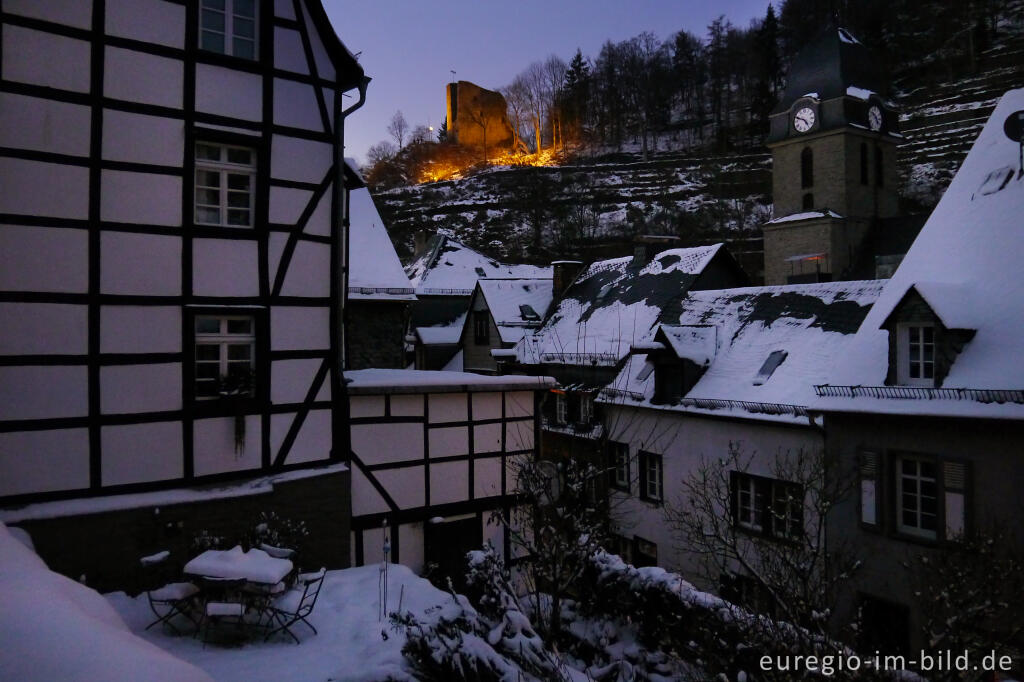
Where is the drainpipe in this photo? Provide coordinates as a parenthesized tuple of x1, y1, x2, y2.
(331, 75, 370, 463)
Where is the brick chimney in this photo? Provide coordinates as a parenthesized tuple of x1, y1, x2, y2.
(551, 260, 583, 295)
(631, 234, 680, 267)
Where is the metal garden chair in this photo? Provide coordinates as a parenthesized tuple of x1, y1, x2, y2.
(262, 567, 326, 643)
(140, 550, 200, 634)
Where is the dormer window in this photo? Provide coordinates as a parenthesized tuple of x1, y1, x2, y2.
(898, 323, 934, 385)
(883, 286, 975, 388)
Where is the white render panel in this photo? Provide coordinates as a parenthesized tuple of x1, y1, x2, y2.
(429, 460, 468, 506)
(104, 47, 183, 109)
(375, 468, 425, 509)
(505, 391, 534, 418)
(474, 456, 503, 499)
(105, 0, 185, 48)
(101, 232, 181, 296)
(4, 0, 92, 28)
(274, 79, 323, 131)
(0, 158, 88, 219)
(351, 423, 423, 465)
(303, 188, 331, 237)
(100, 363, 181, 415)
(2, 25, 90, 92)
(272, 409, 330, 465)
(101, 422, 183, 486)
(100, 306, 181, 354)
(0, 303, 87, 355)
(351, 468, 391, 516)
(268, 186, 313, 225)
(0, 226, 87, 293)
(193, 239, 259, 297)
(0, 93, 91, 157)
(271, 307, 329, 350)
(473, 423, 502, 454)
(102, 110, 184, 167)
(428, 393, 467, 423)
(271, 136, 332, 184)
(398, 523, 424, 574)
(271, 358, 324, 405)
(428, 426, 469, 458)
(0, 366, 87, 420)
(193, 416, 261, 477)
(273, 28, 308, 75)
(390, 394, 423, 417)
(280, 242, 330, 297)
(472, 392, 502, 421)
(505, 420, 534, 452)
(101, 169, 182, 225)
(0, 429, 89, 497)
(274, 0, 297, 19)
(301, 2, 335, 82)
(360, 526, 390, 565)
(196, 64, 263, 122)
(349, 395, 384, 418)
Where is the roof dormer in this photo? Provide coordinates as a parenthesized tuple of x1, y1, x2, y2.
(646, 325, 716, 405)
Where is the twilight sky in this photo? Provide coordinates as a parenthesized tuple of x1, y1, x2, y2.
(324, 0, 775, 166)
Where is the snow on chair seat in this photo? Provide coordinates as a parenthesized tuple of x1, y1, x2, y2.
(150, 582, 200, 602)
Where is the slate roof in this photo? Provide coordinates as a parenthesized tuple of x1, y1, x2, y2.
(476, 279, 554, 345)
(405, 234, 551, 294)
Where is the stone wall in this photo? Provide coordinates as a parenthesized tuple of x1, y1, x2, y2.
(348, 300, 409, 370)
(446, 80, 515, 151)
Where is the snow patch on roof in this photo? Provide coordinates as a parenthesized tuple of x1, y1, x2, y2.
(405, 235, 551, 292)
(767, 210, 844, 224)
(348, 187, 415, 299)
(846, 85, 876, 101)
(478, 278, 555, 345)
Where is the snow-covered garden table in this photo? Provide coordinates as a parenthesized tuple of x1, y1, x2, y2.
(184, 546, 293, 586)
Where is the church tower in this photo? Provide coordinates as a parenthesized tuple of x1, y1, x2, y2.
(763, 27, 901, 285)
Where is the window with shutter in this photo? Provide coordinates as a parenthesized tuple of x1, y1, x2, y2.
(859, 450, 880, 528)
(943, 461, 967, 539)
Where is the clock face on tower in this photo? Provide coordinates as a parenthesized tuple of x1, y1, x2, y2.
(868, 105, 883, 131)
(794, 106, 815, 133)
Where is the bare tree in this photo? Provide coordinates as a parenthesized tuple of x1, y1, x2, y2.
(500, 76, 531, 155)
(387, 110, 409, 149)
(366, 140, 397, 167)
(522, 61, 548, 153)
(542, 55, 567, 151)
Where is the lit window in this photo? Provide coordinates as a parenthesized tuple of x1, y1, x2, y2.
(195, 143, 255, 227)
(730, 472, 804, 540)
(639, 451, 663, 503)
(897, 457, 938, 539)
(200, 0, 257, 60)
(897, 323, 934, 386)
(195, 315, 255, 398)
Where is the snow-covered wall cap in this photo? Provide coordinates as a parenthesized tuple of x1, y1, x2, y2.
(767, 210, 844, 225)
(345, 368, 556, 394)
(820, 88, 1024, 401)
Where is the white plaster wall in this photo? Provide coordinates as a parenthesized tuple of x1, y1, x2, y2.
(100, 306, 181, 354)
(193, 239, 259, 297)
(101, 421, 182, 486)
(429, 426, 468, 457)
(280, 241, 330, 298)
(472, 392, 502, 421)
(273, 28, 307, 75)
(102, 110, 184, 167)
(2, 25, 90, 92)
(375, 467, 425, 508)
(0, 93, 91, 157)
(399, 522, 425, 573)
(474, 455, 503, 499)
(105, 0, 185, 49)
(104, 47, 183, 109)
(0, 429, 89, 497)
(505, 420, 534, 452)
(301, 2, 334, 82)
(268, 186, 312, 224)
(351, 468, 392, 516)
(272, 358, 322, 404)
(193, 415, 261, 477)
(360, 526, 388, 565)
(269, 409, 331, 465)
(0, 303, 87, 355)
(101, 169, 182, 225)
(271, 307, 329, 349)
(349, 395, 384, 418)
(429, 460, 468, 506)
(473, 423, 502, 454)
(428, 393, 467, 423)
(390, 395, 423, 417)
(0, 158, 88, 219)
(271, 136, 331, 184)
(303, 189, 331, 236)
(505, 391, 534, 418)
(196, 64, 263, 122)
(100, 232, 181, 296)
(100, 363, 181, 415)
(0, 226, 87, 293)
(0, 366, 87, 420)
(274, 0, 296, 19)
(351, 423, 422, 464)
(274, 79, 322, 131)
(5, 0, 92, 28)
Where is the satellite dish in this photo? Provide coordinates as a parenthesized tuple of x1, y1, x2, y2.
(1004, 110, 1024, 142)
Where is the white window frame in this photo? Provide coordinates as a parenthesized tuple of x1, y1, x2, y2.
(554, 393, 567, 425)
(579, 394, 593, 425)
(897, 456, 938, 539)
(195, 142, 256, 228)
(640, 451, 663, 503)
(199, 0, 258, 59)
(897, 323, 935, 386)
(610, 442, 630, 492)
(735, 474, 763, 532)
(195, 315, 256, 399)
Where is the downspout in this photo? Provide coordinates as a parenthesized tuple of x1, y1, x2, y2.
(331, 75, 370, 463)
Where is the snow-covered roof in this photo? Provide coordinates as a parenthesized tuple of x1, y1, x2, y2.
(414, 319, 464, 346)
(347, 186, 416, 301)
(477, 278, 555, 345)
(516, 245, 725, 366)
(345, 368, 555, 394)
(600, 280, 885, 421)
(815, 89, 1024, 419)
(405, 234, 551, 294)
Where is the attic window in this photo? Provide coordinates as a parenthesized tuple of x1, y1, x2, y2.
(753, 350, 788, 385)
(474, 267, 487, 277)
(519, 304, 540, 321)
